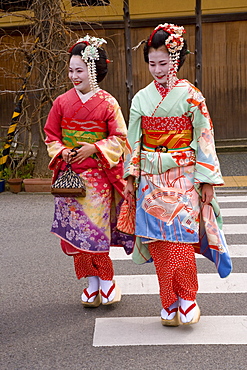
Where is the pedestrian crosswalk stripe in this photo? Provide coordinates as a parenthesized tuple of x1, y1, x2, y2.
(217, 195, 247, 203)
(198, 273, 247, 293)
(96, 194, 247, 348)
(221, 208, 247, 216)
(114, 273, 247, 295)
(223, 224, 247, 234)
(110, 245, 247, 260)
(227, 244, 247, 257)
(93, 316, 247, 347)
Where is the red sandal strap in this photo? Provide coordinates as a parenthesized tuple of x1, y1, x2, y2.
(179, 302, 196, 316)
(83, 288, 99, 300)
(100, 283, 115, 299)
(165, 307, 178, 315)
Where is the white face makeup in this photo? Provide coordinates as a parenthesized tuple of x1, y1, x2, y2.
(68, 55, 91, 94)
(148, 46, 170, 87)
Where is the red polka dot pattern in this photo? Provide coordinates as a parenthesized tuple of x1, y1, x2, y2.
(141, 114, 192, 131)
(149, 240, 198, 308)
(73, 251, 114, 280)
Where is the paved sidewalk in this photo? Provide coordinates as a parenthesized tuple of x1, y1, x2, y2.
(217, 152, 247, 189)
(220, 176, 247, 188)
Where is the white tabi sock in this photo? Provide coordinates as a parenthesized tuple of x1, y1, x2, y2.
(179, 298, 197, 323)
(99, 278, 115, 304)
(81, 276, 100, 303)
(161, 299, 179, 320)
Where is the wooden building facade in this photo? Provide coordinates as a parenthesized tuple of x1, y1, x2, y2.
(0, 0, 247, 142)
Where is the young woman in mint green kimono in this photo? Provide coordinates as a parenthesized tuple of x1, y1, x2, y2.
(124, 24, 232, 326)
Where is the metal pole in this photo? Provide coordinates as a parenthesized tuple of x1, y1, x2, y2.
(123, 0, 133, 113)
(195, 0, 202, 90)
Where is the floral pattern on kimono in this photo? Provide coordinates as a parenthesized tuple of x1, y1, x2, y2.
(44, 88, 134, 255)
(124, 79, 232, 278)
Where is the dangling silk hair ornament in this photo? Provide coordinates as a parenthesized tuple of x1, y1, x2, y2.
(148, 23, 186, 91)
(69, 35, 107, 92)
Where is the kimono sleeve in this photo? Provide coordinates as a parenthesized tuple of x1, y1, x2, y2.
(44, 96, 67, 162)
(94, 96, 127, 169)
(43, 96, 68, 174)
(188, 88, 224, 187)
(124, 93, 142, 179)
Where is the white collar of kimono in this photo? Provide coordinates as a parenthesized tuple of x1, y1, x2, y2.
(75, 88, 99, 103)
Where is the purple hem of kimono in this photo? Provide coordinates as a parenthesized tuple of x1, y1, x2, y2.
(51, 196, 134, 255)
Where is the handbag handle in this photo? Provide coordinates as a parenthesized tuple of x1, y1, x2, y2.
(65, 146, 80, 164)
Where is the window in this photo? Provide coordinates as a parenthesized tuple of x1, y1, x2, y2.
(0, 0, 33, 11)
(71, 0, 110, 6)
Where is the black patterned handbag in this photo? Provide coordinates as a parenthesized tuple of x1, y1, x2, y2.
(51, 164, 86, 197)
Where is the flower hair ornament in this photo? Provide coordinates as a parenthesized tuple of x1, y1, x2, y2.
(148, 23, 186, 91)
(69, 35, 107, 91)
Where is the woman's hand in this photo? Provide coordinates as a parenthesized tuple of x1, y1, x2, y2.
(123, 176, 136, 199)
(201, 183, 214, 205)
(61, 148, 72, 163)
(67, 142, 99, 164)
(61, 142, 98, 164)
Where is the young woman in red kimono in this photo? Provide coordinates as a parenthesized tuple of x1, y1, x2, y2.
(44, 36, 134, 307)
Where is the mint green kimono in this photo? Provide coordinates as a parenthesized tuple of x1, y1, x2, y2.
(124, 79, 232, 278)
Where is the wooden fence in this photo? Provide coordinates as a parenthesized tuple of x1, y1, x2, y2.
(0, 20, 247, 143)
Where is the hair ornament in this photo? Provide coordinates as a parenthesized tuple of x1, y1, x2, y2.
(148, 23, 185, 50)
(148, 23, 186, 91)
(69, 35, 107, 92)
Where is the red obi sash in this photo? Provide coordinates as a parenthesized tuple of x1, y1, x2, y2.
(61, 118, 107, 149)
(61, 118, 107, 132)
(141, 115, 193, 152)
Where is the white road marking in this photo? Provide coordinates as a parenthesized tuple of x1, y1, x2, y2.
(93, 316, 247, 347)
(114, 273, 247, 294)
(217, 196, 247, 203)
(221, 208, 247, 216)
(223, 224, 247, 234)
(97, 197, 247, 348)
(110, 245, 247, 260)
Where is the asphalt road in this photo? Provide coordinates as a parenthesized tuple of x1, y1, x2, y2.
(1, 188, 247, 369)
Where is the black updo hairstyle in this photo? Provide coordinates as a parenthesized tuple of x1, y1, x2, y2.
(69, 42, 108, 83)
(143, 29, 187, 71)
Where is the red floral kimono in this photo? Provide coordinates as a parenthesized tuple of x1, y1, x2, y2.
(44, 88, 134, 260)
